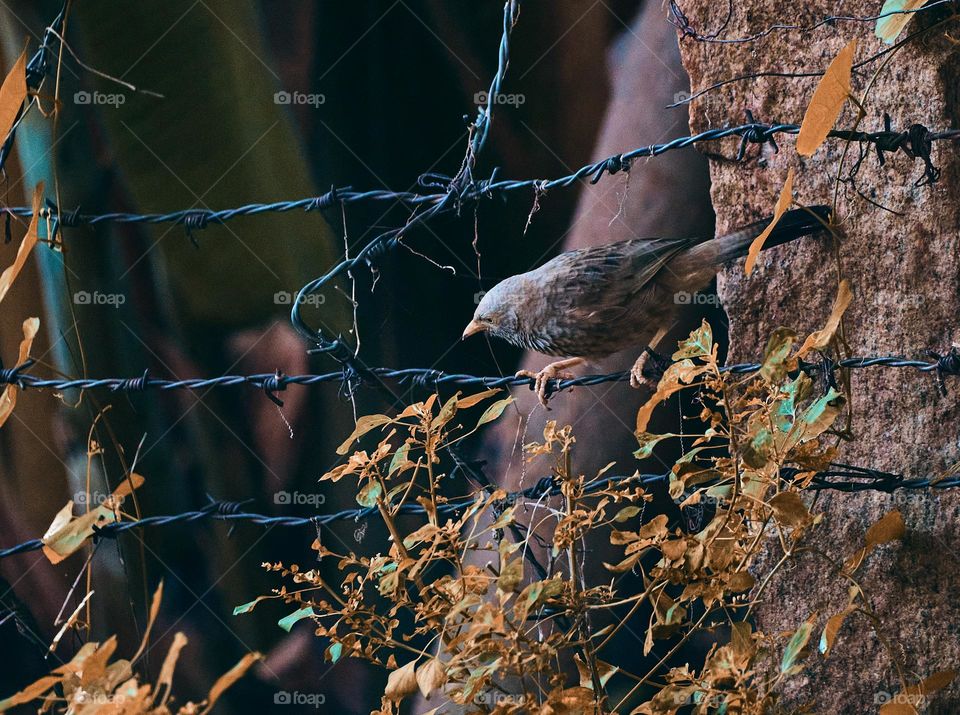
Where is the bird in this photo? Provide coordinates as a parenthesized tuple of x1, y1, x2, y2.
(462, 206, 831, 406)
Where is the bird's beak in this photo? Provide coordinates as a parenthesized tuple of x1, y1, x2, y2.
(462, 319, 485, 340)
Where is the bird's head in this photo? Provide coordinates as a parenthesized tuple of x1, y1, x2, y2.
(462, 277, 524, 342)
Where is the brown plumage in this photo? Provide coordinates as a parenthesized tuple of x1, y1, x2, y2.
(463, 206, 830, 405)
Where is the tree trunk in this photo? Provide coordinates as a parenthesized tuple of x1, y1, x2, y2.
(677, 2, 960, 711)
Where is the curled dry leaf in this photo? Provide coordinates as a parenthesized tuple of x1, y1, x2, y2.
(0, 316, 39, 428)
(745, 168, 794, 276)
(385, 660, 418, 702)
(0, 183, 44, 304)
(795, 279, 852, 358)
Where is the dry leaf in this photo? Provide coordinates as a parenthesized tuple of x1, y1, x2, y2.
(797, 39, 857, 157)
(132, 580, 163, 662)
(865, 509, 905, 549)
(415, 658, 447, 698)
(796, 280, 852, 358)
(200, 651, 262, 714)
(49, 591, 94, 654)
(0, 316, 39, 428)
(745, 168, 794, 276)
(876, 1, 930, 44)
(155, 632, 189, 708)
(42, 476, 145, 563)
(0, 48, 27, 145)
(0, 183, 43, 304)
(385, 660, 418, 702)
(769, 491, 812, 528)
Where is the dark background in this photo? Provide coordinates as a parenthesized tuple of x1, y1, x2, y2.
(0, 2, 716, 712)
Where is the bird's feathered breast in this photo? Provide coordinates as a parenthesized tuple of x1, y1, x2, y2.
(512, 237, 693, 358)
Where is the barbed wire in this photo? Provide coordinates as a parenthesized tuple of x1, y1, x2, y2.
(2, 463, 956, 560)
(669, 0, 957, 45)
(0, 349, 957, 404)
(7, 119, 956, 241)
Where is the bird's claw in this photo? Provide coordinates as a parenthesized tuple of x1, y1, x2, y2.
(516, 366, 574, 408)
(630, 349, 669, 389)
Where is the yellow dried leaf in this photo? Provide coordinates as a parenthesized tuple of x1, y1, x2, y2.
(455, 387, 500, 409)
(49, 591, 94, 654)
(745, 168, 794, 276)
(796, 280, 852, 358)
(769, 491, 812, 527)
(797, 39, 857, 157)
(0, 48, 27, 145)
(155, 632, 189, 708)
(384, 660, 418, 702)
(415, 658, 447, 699)
(0, 183, 43, 304)
(0, 675, 63, 712)
(199, 651, 262, 714)
(132, 580, 163, 662)
(865, 509, 905, 549)
(876, 1, 930, 44)
(336, 414, 392, 455)
(0, 316, 39, 428)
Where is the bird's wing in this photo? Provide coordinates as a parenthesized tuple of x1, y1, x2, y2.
(538, 237, 693, 323)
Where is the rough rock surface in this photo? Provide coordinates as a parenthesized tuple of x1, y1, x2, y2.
(677, 2, 960, 711)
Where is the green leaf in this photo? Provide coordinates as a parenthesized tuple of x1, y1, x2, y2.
(759, 327, 797, 383)
(672, 320, 713, 360)
(356, 480, 383, 508)
(741, 427, 774, 469)
(278, 606, 315, 632)
(388, 442, 411, 476)
(876, 0, 930, 44)
(232, 597, 268, 616)
(435, 393, 459, 428)
(781, 615, 816, 674)
(326, 642, 344, 664)
(613, 506, 642, 523)
(477, 397, 514, 427)
(634, 432, 671, 460)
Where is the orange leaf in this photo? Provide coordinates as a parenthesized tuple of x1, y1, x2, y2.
(200, 651, 262, 714)
(795, 279, 852, 358)
(0, 316, 39, 428)
(0, 182, 44, 304)
(745, 168, 794, 276)
(0, 47, 27, 145)
(797, 39, 857, 157)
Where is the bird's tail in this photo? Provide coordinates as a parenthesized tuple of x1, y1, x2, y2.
(705, 205, 832, 265)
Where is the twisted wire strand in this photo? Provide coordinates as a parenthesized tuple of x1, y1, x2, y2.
(7, 122, 956, 235)
(0, 352, 956, 398)
(2, 464, 956, 560)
